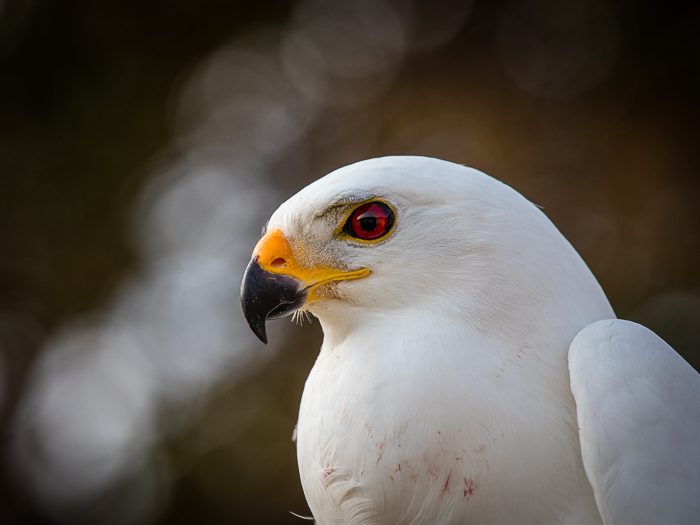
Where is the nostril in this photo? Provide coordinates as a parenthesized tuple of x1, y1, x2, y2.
(271, 257, 286, 269)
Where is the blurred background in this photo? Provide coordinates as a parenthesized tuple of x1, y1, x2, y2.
(0, 0, 698, 523)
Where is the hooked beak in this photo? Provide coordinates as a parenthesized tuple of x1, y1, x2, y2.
(240, 229, 369, 344)
(240, 258, 306, 344)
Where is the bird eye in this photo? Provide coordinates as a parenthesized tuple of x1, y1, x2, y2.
(343, 201, 395, 241)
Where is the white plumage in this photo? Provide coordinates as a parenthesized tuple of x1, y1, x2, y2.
(240, 156, 700, 524)
(570, 320, 700, 524)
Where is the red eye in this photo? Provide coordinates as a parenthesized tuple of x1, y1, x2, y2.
(344, 201, 395, 240)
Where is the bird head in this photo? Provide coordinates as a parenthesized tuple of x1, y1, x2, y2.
(240, 156, 610, 345)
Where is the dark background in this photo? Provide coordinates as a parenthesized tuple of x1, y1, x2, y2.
(0, 1, 699, 523)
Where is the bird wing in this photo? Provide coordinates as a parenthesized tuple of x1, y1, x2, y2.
(568, 319, 700, 525)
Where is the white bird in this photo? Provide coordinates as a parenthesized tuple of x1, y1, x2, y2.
(240, 156, 700, 524)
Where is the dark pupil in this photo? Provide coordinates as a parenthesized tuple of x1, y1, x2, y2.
(359, 216, 377, 231)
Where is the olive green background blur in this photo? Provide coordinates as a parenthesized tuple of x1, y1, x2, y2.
(1, 1, 699, 524)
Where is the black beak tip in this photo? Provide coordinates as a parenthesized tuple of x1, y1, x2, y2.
(244, 305, 269, 345)
(240, 258, 303, 345)
(240, 280, 269, 344)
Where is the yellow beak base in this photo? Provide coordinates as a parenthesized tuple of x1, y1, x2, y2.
(240, 229, 369, 343)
